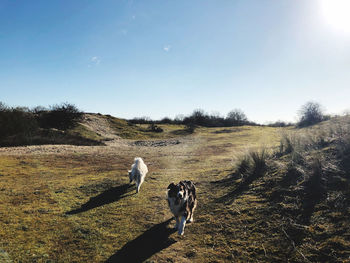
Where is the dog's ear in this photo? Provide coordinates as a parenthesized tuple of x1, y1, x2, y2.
(167, 182, 175, 190)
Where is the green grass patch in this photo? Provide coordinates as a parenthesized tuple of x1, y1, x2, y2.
(105, 114, 188, 140)
(67, 123, 105, 142)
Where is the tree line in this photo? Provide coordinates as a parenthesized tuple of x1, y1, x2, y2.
(0, 100, 333, 142)
(129, 108, 256, 127)
(130, 101, 332, 129)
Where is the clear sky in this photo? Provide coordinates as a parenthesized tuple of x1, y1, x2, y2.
(1, 0, 349, 123)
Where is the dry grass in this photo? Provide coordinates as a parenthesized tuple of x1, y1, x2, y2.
(218, 115, 350, 262)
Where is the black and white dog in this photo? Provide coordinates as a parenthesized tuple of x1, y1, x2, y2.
(167, 180, 197, 235)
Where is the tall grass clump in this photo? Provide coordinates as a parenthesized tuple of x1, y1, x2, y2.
(232, 115, 350, 199)
(278, 134, 294, 156)
(235, 148, 269, 177)
(235, 155, 251, 176)
(249, 149, 268, 175)
(229, 148, 269, 196)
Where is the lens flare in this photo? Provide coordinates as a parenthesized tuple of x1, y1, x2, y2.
(320, 0, 350, 34)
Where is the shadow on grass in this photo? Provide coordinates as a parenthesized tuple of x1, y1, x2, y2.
(217, 170, 266, 204)
(66, 183, 135, 215)
(211, 172, 242, 185)
(105, 218, 176, 263)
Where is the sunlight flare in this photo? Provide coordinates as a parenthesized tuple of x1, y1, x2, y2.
(320, 0, 350, 34)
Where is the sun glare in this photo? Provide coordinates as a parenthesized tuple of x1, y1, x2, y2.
(320, 0, 350, 34)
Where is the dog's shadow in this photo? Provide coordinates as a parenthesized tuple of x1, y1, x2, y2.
(66, 183, 135, 215)
(105, 218, 176, 263)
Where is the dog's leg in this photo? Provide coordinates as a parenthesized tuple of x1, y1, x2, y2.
(174, 217, 180, 230)
(128, 171, 133, 184)
(136, 182, 140, 193)
(187, 212, 194, 223)
(187, 200, 196, 223)
(178, 216, 187, 235)
(138, 178, 144, 192)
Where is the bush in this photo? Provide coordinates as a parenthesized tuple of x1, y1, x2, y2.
(0, 105, 38, 139)
(130, 109, 253, 127)
(174, 114, 185, 124)
(129, 116, 153, 124)
(297, 101, 326, 127)
(158, 117, 173, 124)
(0, 102, 105, 147)
(37, 103, 83, 130)
(182, 109, 251, 128)
(147, 124, 163, 133)
(226, 109, 248, 126)
(267, 121, 293, 127)
(185, 122, 196, 133)
(0, 102, 8, 111)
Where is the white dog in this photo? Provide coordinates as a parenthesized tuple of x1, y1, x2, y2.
(128, 157, 148, 193)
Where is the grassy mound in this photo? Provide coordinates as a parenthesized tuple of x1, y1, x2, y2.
(215, 115, 350, 261)
(105, 114, 189, 140)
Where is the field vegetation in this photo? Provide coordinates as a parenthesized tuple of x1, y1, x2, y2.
(0, 101, 349, 262)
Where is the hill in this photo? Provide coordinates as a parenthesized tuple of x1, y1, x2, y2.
(0, 111, 188, 147)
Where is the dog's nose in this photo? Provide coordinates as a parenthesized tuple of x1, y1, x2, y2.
(177, 192, 183, 198)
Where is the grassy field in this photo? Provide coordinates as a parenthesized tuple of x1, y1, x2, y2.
(0, 116, 349, 262)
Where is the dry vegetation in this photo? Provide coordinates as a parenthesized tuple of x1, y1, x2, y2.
(0, 113, 349, 262)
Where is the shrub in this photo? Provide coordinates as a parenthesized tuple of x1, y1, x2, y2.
(226, 109, 248, 126)
(158, 117, 173, 124)
(174, 114, 185, 124)
(129, 116, 153, 124)
(297, 101, 326, 127)
(182, 108, 251, 127)
(37, 103, 83, 130)
(31, 106, 47, 114)
(0, 102, 8, 111)
(0, 105, 38, 139)
(267, 121, 293, 127)
(147, 124, 163, 133)
(185, 122, 196, 133)
(130, 109, 253, 127)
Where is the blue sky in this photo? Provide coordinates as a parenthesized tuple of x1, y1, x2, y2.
(1, 0, 349, 123)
